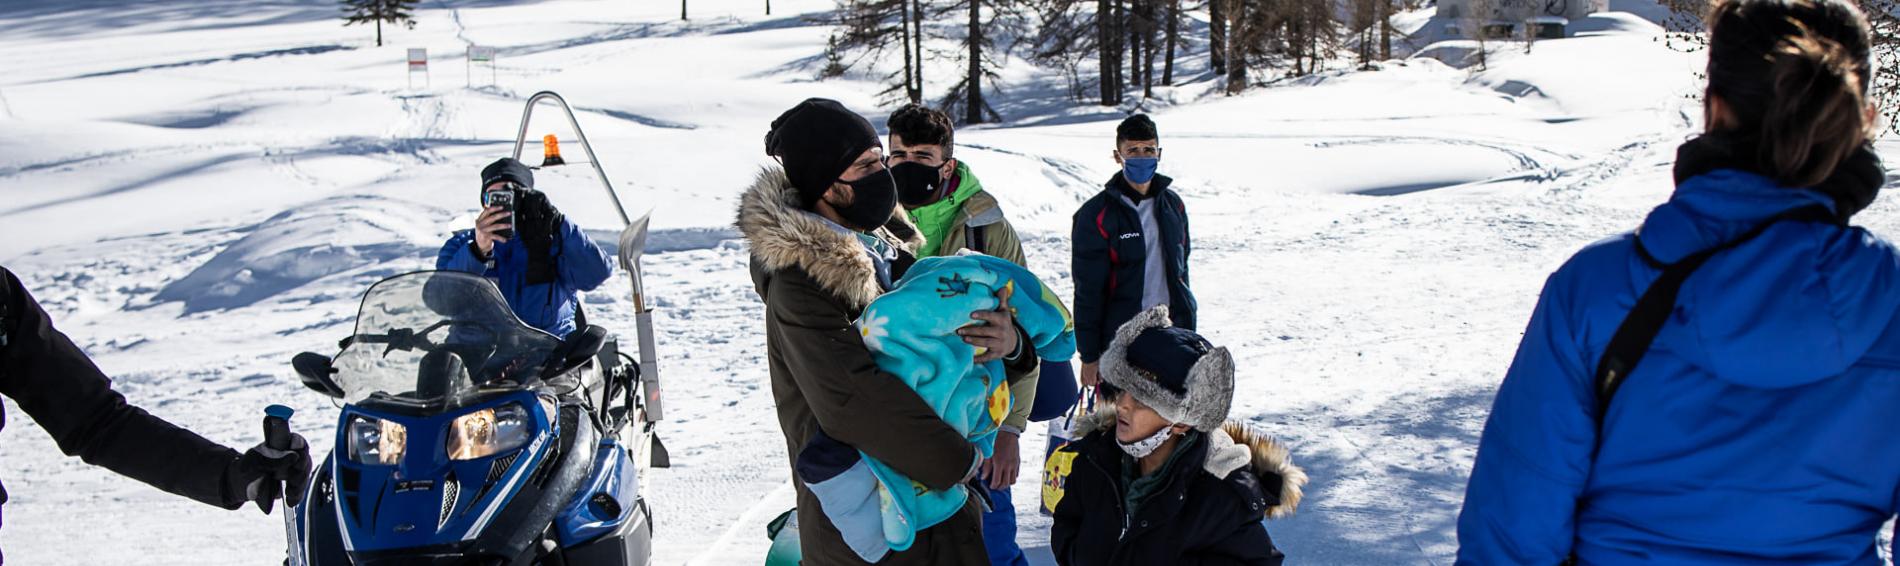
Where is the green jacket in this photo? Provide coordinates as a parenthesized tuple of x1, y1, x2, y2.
(907, 163, 1039, 434)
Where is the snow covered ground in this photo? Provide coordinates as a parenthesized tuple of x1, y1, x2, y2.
(2, 0, 1895, 564)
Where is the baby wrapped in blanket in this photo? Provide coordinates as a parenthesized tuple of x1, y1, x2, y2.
(796, 252, 1075, 562)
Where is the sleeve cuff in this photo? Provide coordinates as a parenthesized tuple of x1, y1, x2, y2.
(1000, 424, 1024, 436)
(962, 447, 983, 482)
(467, 240, 491, 263)
(1003, 323, 1032, 362)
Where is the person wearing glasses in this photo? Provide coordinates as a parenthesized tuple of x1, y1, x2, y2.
(437, 157, 613, 338)
(1072, 114, 1197, 390)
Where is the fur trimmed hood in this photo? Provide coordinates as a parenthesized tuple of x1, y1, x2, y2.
(735, 166, 923, 309)
(1100, 305, 1234, 431)
(1074, 407, 1305, 519)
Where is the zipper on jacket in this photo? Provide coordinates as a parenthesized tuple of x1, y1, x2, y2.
(1078, 445, 1132, 545)
(1096, 436, 1198, 558)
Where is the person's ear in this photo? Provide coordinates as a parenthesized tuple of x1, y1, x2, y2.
(1705, 93, 1738, 132)
(1112, 149, 1124, 165)
(939, 158, 957, 181)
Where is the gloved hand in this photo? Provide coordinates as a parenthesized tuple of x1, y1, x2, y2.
(515, 189, 564, 248)
(515, 189, 565, 285)
(225, 433, 312, 514)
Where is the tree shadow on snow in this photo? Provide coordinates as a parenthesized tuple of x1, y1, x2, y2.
(500, 13, 824, 59)
(28, 45, 358, 86)
(1257, 386, 1493, 565)
(0, 0, 553, 40)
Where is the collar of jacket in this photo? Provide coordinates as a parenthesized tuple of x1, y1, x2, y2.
(736, 166, 924, 309)
(1106, 172, 1173, 204)
(1671, 132, 1884, 223)
(908, 161, 987, 257)
(1073, 405, 1307, 519)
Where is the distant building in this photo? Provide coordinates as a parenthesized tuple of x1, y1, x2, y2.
(1438, 0, 1609, 37)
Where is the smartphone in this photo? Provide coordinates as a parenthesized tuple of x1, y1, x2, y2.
(484, 188, 516, 239)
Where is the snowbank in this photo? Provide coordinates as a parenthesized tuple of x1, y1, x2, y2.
(154, 197, 447, 313)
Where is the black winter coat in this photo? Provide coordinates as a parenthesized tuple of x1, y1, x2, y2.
(1070, 173, 1196, 363)
(0, 267, 244, 516)
(1050, 410, 1304, 566)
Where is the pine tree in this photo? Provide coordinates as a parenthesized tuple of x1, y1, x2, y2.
(968, 0, 986, 122)
(1223, 0, 1245, 93)
(1023, 0, 1103, 102)
(1099, 0, 1121, 104)
(340, 0, 419, 47)
(825, 0, 925, 104)
(1210, 0, 1227, 74)
(1162, 0, 1180, 85)
(1378, 0, 1391, 61)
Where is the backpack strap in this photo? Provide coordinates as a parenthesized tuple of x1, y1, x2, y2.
(966, 223, 987, 255)
(1592, 206, 1837, 427)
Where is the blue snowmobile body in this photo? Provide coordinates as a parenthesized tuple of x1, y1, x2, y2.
(288, 271, 665, 565)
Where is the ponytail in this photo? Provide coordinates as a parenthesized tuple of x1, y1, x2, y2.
(1759, 24, 1868, 188)
(1705, 0, 1874, 188)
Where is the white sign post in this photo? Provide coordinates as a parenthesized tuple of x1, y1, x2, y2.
(407, 48, 429, 89)
(467, 45, 497, 88)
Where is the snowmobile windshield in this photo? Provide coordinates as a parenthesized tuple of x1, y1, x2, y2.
(331, 271, 560, 410)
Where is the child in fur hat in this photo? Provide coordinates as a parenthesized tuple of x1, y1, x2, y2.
(1049, 305, 1306, 566)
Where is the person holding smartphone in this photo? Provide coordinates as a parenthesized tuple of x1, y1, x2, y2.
(436, 157, 613, 338)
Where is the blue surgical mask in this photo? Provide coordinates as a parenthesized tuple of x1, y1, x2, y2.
(1121, 157, 1159, 185)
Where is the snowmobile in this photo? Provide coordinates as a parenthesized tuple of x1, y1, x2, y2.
(282, 92, 670, 565)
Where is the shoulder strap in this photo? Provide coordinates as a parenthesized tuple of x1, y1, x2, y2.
(1592, 206, 1837, 424)
(967, 223, 986, 255)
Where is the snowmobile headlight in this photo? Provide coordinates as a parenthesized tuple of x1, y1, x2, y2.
(447, 403, 531, 460)
(346, 414, 406, 466)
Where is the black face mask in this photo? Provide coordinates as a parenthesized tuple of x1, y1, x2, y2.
(891, 161, 948, 207)
(831, 168, 898, 231)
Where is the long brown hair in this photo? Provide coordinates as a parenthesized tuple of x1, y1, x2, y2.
(1705, 0, 1874, 188)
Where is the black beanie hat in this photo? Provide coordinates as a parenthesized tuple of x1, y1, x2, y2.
(764, 98, 881, 209)
(480, 158, 535, 191)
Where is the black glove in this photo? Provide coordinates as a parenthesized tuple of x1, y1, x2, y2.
(225, 433, 312, 514)
(516, 189, 564, 285)
(515, 190, 562, 247)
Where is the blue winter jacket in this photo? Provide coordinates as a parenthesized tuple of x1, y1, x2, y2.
(1457, 169, 1900, 565)
(435, 218, 614, 338)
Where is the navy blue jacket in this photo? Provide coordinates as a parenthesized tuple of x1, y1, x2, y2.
(1071, 173, 1195, 363)
(436, 218, 613, 338)
(1457, 169, 1900, 564)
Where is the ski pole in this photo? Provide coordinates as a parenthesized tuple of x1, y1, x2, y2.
(264, 405, 304, 566)
(261, 405, 294, 514)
